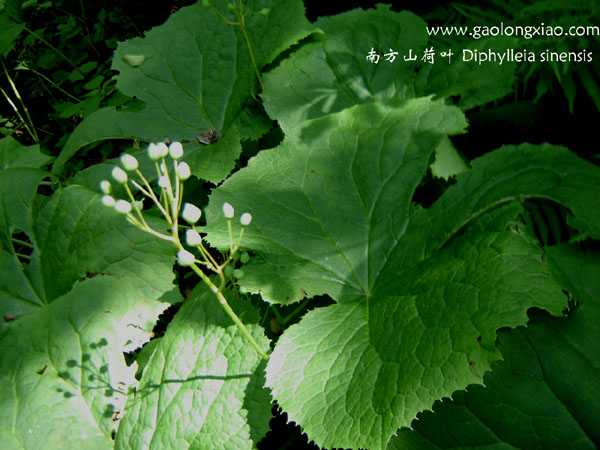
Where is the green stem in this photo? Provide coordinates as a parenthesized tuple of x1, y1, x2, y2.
(189, 262, 268, 360)
(2, 62, 39, 142)
(11, 238, 33, 248)
(227, 220, 234, 254)
(280, 299, 310, 326)
(170, 216, 267, 360)
(0, 86, 37, 142)
(209, 1, 263, 91)
(237, 6, 264, 91)
(196, 239, 220, 272)
(127, 215, 173, 242)
(132, 171, 171, 223)
(124, 183, 147, 226)
(219, 227, 244, 269)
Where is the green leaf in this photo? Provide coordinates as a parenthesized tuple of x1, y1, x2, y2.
(0, 0, 24, 56)
(0, 249, 43, 321)
(415, 37, 517, 110)
(262, 5, 428, 137)
(262, 7, 516, 137)
(429, 136, 468, 180)
(0, 185, 176, 448)
(115, 285, 270, 450)
(266, 219, 566, 450)
(206, 98, 467, 303)
(204, 99, 600, 449)
(0, 137, 51, 248)
(392, 143, 600, 276)
(56, 0, 314, 179)
(390, 245, 600, 450)
(33, 186, 175, 302)
(185, 127, 242, 183)
(0, 184, 175, 321)
(0, 136, 52, 170)
(235, 102, 273, 141)
(0, 168, 46, 248)
(0, 277, 168, 449)
(260, 6, 508, 179)
(547, 244, 600, 304)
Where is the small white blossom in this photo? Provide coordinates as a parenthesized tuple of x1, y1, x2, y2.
(111, 166, 128, 184)
(158, 176, 169, 189)
(120, 153, 139, 171)
(240, 212, 252, 226)
(148, 143, 162, 160)
(169, 141, 184, 159)
(100, 180, 111, 194)
(222, 202, 235, 219)
(156, 142, 169, 158)
(114, 200, 132, 214)
(182, 203, 202, 224)
(176, 161, 191, 180)
(177, 249, 196, 266)
(185, 229, 202, 246)
(101, 195, 116, 207)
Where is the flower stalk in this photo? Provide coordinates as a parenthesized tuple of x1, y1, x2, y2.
(100, 141, 267, 360)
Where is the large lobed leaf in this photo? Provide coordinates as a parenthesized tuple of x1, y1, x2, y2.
(265, 204, 566, 450)
(0, 184, 176, 449)
(115, 286, 270, 450)
(260, 5, 516, 181)
(262, 5, 516, 135)
(390, 245, 600, 450)
(262, 5, 428, 137)
(207, 98, 468, 304)
(56, 0, 314, 181)
(204, 98, 600, 449)
(0, 277, 168, 450)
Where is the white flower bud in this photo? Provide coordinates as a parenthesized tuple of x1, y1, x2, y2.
(148, 143, 162, 160)
(185, 229, 202, 246)
(169, 141, 184, 159)
(120, 153, 139, 171)
(182, 203, 202, 224)
(156, 142, 169, 158)
(177, 249, 196, 266)
(111, 166, 128, 184)
(222, 202, 235, 219)
(158, 176, 169, 189)
(114, 200, 132, 214)
(176, 161, 191, 180)
(240, 212, 252, 226)
(101, 195, 116, 207)
(135, 200, 144, 210)
(99, 180, 111, 194)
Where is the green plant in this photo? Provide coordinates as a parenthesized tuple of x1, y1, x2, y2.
(0, 1, 599, 450)
(431, 0, 600, 112)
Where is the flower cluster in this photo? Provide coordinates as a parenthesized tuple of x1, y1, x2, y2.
(99, 140, 266, 359)
(99, 141, 252, 276)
